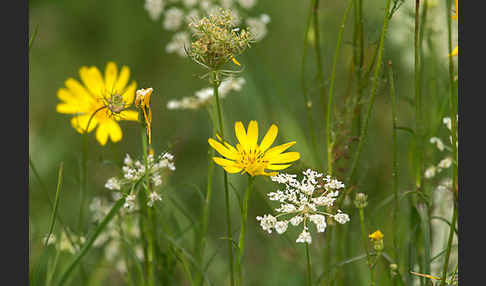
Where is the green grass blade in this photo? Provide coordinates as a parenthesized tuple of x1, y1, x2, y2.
(44, 162, 64, 248)
(55, 197, 125, 286)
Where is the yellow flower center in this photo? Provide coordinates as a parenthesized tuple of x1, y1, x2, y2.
(236, 147, 268, 175)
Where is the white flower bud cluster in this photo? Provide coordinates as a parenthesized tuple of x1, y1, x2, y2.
(143, 0, 270, 57)
(104, 152, 175, 210)
(425, 117, 457, 179)
(167, 77, 245, 110)
(256, 169, 350, 244)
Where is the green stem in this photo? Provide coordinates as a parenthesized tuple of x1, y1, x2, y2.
(306, 242, 312, 286)
(237, 175, 254, 285)
(212, 72, 235, 286)
(141, 129, 155, 286)
(440, 0, 458, 284)
(301, 0, 321, 168)
(326, 0, 354, 175)
(198, 108, 216, 286)
(414, 0, 423, 191)
(346, 0, 393, 184)
(352, 0, 364, 137)
(56, 197, 125, 286)
(388, 61, 400, 270)
(359, 208, 374, 286)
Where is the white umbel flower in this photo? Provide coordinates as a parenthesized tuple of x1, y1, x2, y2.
(105, 177, 121, 190)
(430, 137, 445, 151)
(257, 169, 350, 244)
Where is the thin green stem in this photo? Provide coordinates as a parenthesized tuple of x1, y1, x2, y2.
(236, 175, 254, 285)
(198, 117, 215, 285)
(306, 242, 312, 286)
(440, 0, 458, 284)
(346, 0, 393, 184)
(301, 0, 321, 169)
(388, 61, 400, 271)
(56, 197, 125, 286)
(414, 0, 423, 191)
(212, 72, 235, 286)
(311, 0, 327, 131)
(352, 0, 364, 137)
(326, 0, 354, 175)
(141, 129, 155, 286)
(359, 208, 374, 286)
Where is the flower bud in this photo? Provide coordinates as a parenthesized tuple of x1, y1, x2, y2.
(354, 192, 368, 209)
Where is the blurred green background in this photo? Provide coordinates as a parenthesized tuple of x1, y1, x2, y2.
(29, 0, 457, 285)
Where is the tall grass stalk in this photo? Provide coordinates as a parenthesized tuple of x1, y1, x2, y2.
(440, 0, 458, 284)
(141, 129, 156, 286)
(305, 242, 312, 286)
(197, 110, 216, 285)
(352, 0, 364, 136)
(236, 175, 254, 285)
(358, 208, 374, 286)
(387, 61, 400, 285)
(326, 0, 354, 175)
(301, 0, 321, 169)
(212, 71, 235, 286)
(346, 0, 393, 184)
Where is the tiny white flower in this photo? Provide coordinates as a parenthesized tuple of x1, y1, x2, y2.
(238, 0, 257, 9)
(309, 214, 327, 232)
(296, 229, 312, 244)
(124, 153, 133, 165)
(334, 212, 350, 224)
(144, 0, 164, 21)
(275, 220, 289, 234)
(256, 214, 277, 233)
(443, 117, 452, 131)
(290, 215, 303, 226)
(147, 191, 162, 207)
(105, 177, 121, 190)
(163, 7, 184, 31)
(438, 157, 452, 169)
(424, 166, 437, 179)
(124, 194, 136, 210)
(430, 137, 445, 151)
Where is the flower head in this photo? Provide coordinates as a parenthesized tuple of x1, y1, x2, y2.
(256, 169, 350, 244)
(369, 230, 384, 241)
(188, 8, 253, 70)
(135, 88, 153, 145)
(208, 121, 300, 176)
(56, 62, 139, 146)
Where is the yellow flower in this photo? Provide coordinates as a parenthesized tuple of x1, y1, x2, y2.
(208, 121, 301, 176)
(369, 230, 384, 241)
(56, 62, 138, 146)
(135, 88, 153, 145)
(450, 0, 458, 57)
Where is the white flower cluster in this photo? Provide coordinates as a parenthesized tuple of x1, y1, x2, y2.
(167, 77, 245, 110)
(424, 117, 457, 179)
(143, 0, 271, 57)
(256, 169, 350, 244)
(88, 196, 143, 273)
(105, 152, 175, 209)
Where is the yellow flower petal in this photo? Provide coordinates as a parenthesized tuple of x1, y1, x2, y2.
(71, 114, 98, 134)
(117, 110, 139, 121)
(264, 141, 297, 157)
(79, 66, 105, 98)
(122, 81, 137, 105)
(267, 152, 301, 164)
(234, 121, 249, 149)
(266, 164, 292, 170)
(213, 157, 237, 167)
(246, 120, 259, 149)
(209, 138, 239, 160)
(259, 124, 278, 152)
(449, 46, 458, 57)
(104, 62, 118, 94)
(115, 66, 130, 93)
(223, 165, 244, 173)
(96, 120, 122, 145)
